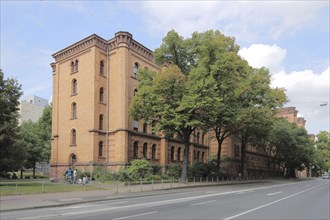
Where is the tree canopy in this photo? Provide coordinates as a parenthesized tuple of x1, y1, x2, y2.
(0, 69, 25, 177)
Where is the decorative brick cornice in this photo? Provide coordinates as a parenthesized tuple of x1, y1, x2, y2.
(52, 32, 154, 63)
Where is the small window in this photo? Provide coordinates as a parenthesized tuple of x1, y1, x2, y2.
(143, 142, 148, 159)
(151, 144, 156, 160)
(170, 146, 175, 161)
(99, 114, 103, 130)
(134, 89, 138, 96)
(99, 87, 104, 103)
(71, 129, 76, 146)
(143, 123, 148, 133)
(99, 141, 103, 157)
(100, 61, 104, 75)
(133, 120, 138, 131)
(133, 141, 139, 158)
(72, 79, 77, 95)
(71, 102, 77, 119)
(133, 62, 139, 78)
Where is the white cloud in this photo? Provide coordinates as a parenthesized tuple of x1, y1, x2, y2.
(135, 1, 327, 42)
(238, 44, 286, 73)
(239, 43, 329, 134)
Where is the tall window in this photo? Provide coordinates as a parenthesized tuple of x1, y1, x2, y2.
(151, 144, 156, 160)
(133, 120, 138, 131)
(133, 62, 139, 78)
(143, 142, 148, 159)
(99, 141, 103, 157)
(72, 79, 77, 95)
(99, 87, 104, 103)
(99, 114, 103, 130)
(71, 129, 76, 146)
(74, 60, 79, 72)
(197, 132, 200, 144)
(202, 152, 205, 163)
(170, 146, 175, 161)
(202, 133, 205, 145)
(143, 123, 148, 133)
(71, 102, 77, 119)
(133, 141, 139, 158)
(197, 151, 200, 161)
(100, 61, 104, 75)
(71, 60, 78, 72)
(177, 147, 181, 162)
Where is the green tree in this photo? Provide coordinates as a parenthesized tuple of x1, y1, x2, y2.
(269, 119, 314, 178)
(233, 67, 287, 176)
(130, 64, 217, 182)
(19, 105, 52, 178)
(313, 131, 330, 173)
(0, 69, 25, 177)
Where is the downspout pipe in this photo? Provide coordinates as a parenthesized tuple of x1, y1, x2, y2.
(105, 45, 110, 165)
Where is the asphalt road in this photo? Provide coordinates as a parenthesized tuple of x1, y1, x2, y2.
(2, 179, 329, 220)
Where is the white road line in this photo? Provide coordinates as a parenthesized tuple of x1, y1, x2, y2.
(224, 183, 327, 220)
(112, 211, 158, 220)
(190, 200, 216, 206)
(267, 191, 282, 196)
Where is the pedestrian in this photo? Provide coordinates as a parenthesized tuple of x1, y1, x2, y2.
(66, 168, 72, 182)
(73, 169, 78, 184)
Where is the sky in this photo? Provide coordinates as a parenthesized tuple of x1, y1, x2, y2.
(1, 1, 329, 135)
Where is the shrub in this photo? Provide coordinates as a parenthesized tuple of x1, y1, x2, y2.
(166, 165, 182, 178)
(127, 159, 152, 180)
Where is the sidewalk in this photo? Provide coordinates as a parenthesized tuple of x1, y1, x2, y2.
(0, 179, 285, 212)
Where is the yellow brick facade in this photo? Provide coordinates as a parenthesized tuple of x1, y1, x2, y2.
(50, 32, 210, 179)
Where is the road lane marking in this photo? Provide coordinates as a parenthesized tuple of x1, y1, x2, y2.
(224, 183, 328, 220)
(267, 191, 282, 196)
(113, 211, 158, 220)
(190, 200, 216, 206)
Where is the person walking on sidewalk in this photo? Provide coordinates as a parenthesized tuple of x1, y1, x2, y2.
(73, 169, 78, 184)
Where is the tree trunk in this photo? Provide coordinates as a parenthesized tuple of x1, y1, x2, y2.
(216, 136, 223, 178)
(240, 138, 247, 177)
(33, 161, 36, 179)
(181, 141, 190, 183)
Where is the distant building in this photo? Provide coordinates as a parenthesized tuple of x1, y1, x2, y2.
(18, 95, 48, 124)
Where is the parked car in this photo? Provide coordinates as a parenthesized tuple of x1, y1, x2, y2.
(322, 173, 329, 179)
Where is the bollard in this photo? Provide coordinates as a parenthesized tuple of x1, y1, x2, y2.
(152, 179, 154, 191)
(171, 179, 173, 188)
(200, 177, 202, 183)
(161, 179, 164, 189)
(16, 182, 18, 195)
(194, 177, 196, 183)
(178, 178, 180, 187)
(64, 181, 67, 192)
(140, 179, 143, 192)
(212, 177, 214, 183)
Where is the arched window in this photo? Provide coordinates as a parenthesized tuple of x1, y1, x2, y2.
(71, 102, 77, 119)
(72, 79, 77, 95)
(74, 60, 79, 72)
(197, 151, 200, 161)
(99, 141, 103, 157)
(71, 61, 75, 73)
(202, 152, 205, 163)
(133, 141, 139, 158)
(197, 132, 200, 144)
(134, 89, 138, 96)
(177, 147, 181, 162)
(151, 144, 156, 160)
(143, 123, 148, 133)
(99, 87, 104, 103)
(70, 154, 77, 165)
(202, 133, 205, 145)
(99, 114, 103, 130)
(71, 129, 76, 146)
(143, 142, 148, 159)
(100, 61, 104, 75)
(133, 62, 139, 78)
(170, 146, 175, 161)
